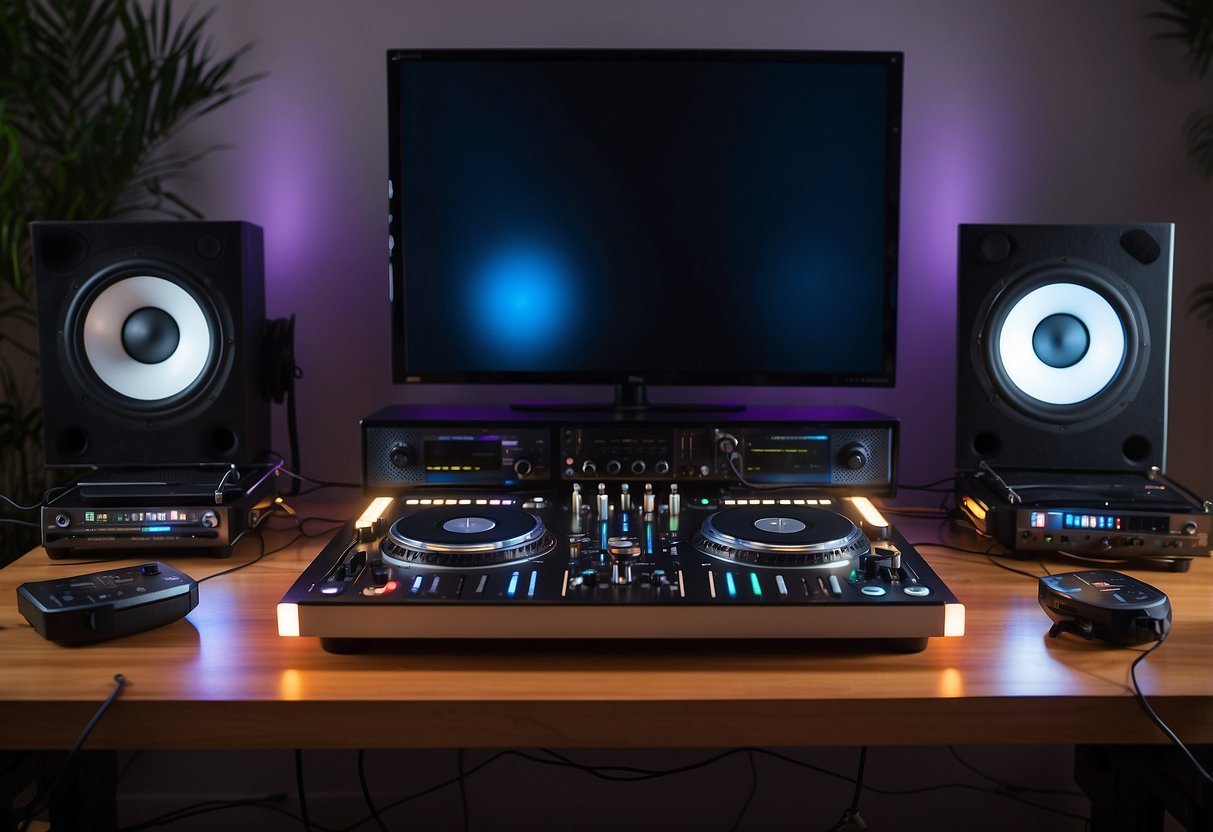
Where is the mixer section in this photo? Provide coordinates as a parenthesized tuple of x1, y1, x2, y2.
(362, 405, 897, 493)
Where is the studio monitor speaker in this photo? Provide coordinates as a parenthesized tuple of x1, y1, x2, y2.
(34, 220, 271, 467)
(955, 223, 1172, 473)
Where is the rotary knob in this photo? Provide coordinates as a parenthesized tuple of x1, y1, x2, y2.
(513, 458, 533, 477)
(389, 444, 413, 469)
(840, 443, 867, 470)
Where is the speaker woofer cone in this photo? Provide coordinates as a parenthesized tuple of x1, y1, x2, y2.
(64, 264, 231, 416)
(976, 263, 1148, 427)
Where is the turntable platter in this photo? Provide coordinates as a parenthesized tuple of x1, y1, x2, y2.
(381, 506, 556, 568)
(693, 506, 870, 568)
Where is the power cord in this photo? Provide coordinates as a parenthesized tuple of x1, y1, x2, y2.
(16, 674, 126, 832)
(295, 749, 313, 832)
(829, 746, 867, 831)
(356, 750, 390, 832)
(1129, 630, 1213, 786)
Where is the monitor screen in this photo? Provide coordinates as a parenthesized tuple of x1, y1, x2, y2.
(388, 49, 902, 398)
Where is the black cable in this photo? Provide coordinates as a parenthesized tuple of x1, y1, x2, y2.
(295, 749, 312, 831)
(729, 749, 758, 832)
(120, 743, 1083, 832)
(829, 746, 867, 831)
(17, 674, 126, 832)
(285, 366, 302, 497)
(273, 464, 360, 494)
(896, 477, 957, 493)
(946, 746, 1081, 797)
(0, 483, 76, 513)
(751, 747, 1091, 823)
(118, 793, 308, 832)
(357, 750, 390, 832)
(914, 539, 1048, 580)
(849, 746, 866, 812)
(195, 527, 267, 584)
(1, 492, 45, 512)
(197, 500, 330, 584)
(458, 748, 470, 832)
(1129, 630, 1213, 786)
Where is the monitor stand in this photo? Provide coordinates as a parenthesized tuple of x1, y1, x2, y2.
(511, 382, 746, 414)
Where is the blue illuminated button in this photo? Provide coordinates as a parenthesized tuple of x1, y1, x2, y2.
(725, 572, 737, 598)
(903, 585, 931, 597)
(860, 585, 887, 597)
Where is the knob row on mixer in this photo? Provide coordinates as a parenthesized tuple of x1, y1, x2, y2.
(574, 458, 673, 476)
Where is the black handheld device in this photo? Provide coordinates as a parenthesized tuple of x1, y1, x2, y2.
(17, 562, 198, 644)
(1038, 569, 1171, 645)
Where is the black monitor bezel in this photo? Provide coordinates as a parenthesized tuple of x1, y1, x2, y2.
(387, 48, 903, 389)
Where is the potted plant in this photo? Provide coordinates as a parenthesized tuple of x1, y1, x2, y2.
(0, 0, 261, 562)
(1148, 0, 1213, 325)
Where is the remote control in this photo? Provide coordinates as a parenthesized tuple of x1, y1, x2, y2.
(16, 562, 198, 644)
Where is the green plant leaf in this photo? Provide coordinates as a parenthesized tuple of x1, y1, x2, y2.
(0, 0, 262, 563)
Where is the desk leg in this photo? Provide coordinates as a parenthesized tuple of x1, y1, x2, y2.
(1075, 744, 1213, 832)
(0, 750, 117, 832)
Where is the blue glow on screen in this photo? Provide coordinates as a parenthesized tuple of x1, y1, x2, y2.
(470, 241, 579, 363)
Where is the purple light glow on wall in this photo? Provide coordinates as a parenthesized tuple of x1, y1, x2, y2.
(232, 89, 345, 304)
(902, 94, 1025, 302)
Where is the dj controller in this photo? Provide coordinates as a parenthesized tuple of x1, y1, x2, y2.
(278, 483, 965, 654)
(278, 406, 964, 653)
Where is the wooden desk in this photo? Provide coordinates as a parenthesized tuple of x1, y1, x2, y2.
(2, 507, 1211, 752)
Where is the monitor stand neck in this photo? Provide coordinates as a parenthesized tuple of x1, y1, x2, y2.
(510, 383, 746, 414)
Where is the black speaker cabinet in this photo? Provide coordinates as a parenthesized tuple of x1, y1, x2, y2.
(34, 220, 271, 467)
(955, 223, 1173, 473)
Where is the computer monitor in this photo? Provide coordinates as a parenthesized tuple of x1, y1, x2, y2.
(387, 49, 902, 409)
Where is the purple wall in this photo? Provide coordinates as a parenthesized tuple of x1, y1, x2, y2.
(168, 0, 1213, 495)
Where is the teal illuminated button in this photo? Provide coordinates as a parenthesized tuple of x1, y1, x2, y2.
(860, 585, 887, 597)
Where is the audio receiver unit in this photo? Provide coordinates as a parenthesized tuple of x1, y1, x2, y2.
(41, 462, 280, 557)
(361, 405, 898, 494)
(956, 468, 1212, 571)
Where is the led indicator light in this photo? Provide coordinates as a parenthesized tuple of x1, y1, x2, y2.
(725, 572, 737, 598)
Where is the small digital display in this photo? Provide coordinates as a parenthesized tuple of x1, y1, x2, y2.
(83, 510, 197, 524)
(424, 437, 503, 483)
(743, 434, 831, 483)
(1028, 510, 1171, 534)
(1063, 513, 1122, 531)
